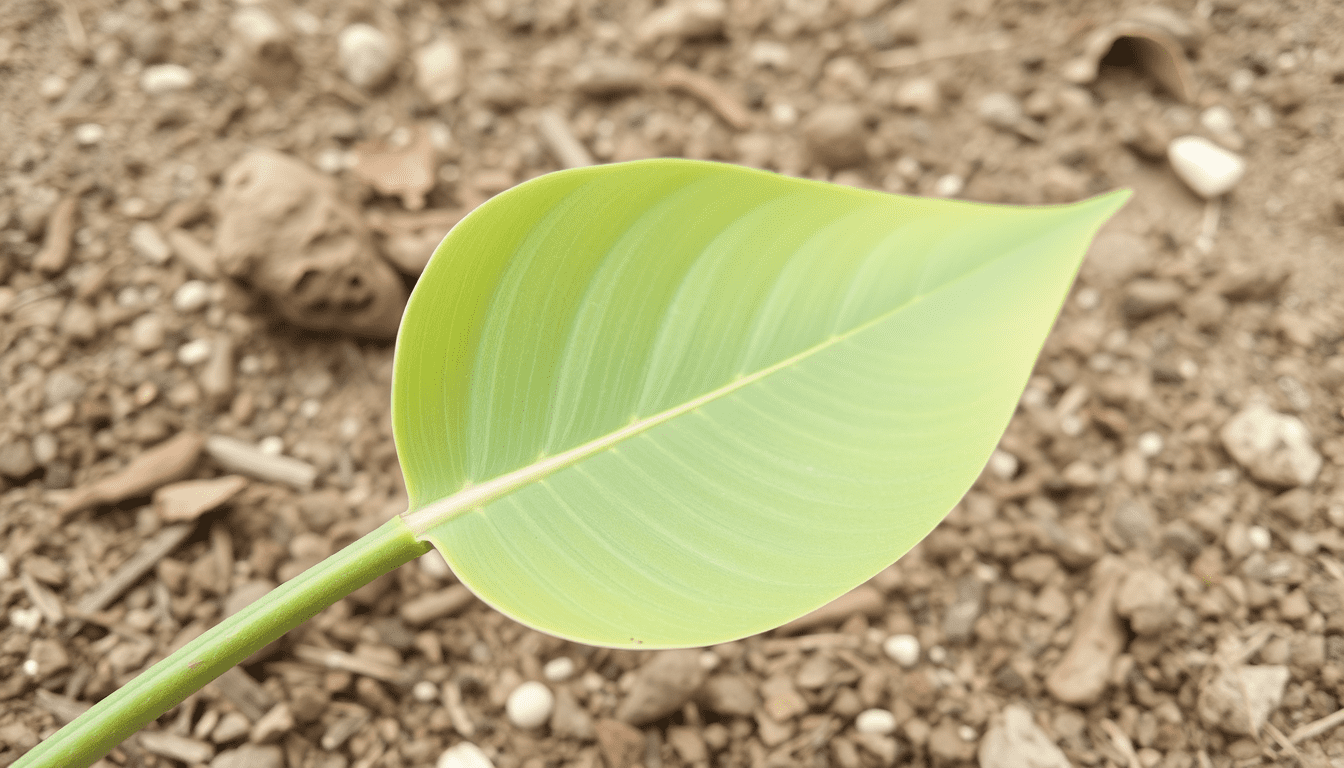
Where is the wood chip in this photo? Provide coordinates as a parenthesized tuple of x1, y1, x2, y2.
(537, 108, 595, 169)
(320, 705, 371, 751)
(658, 66, 752, 130)
(398, 584, 474, 626)
(293, 645, 405, 684)
(154, 475, 248, 522)
(1289, 707, 1344, 744)
(165, 228, 218, 278)
(205, 435, 317, 491)
(33, 193, 79, 274)
(60, 431, 206, 517)
(249, 702, 295, 744)
(210, 667, 277, 723)
(72, 523, 193, 619)
(875, 33, 1012, 70)
(443, 680, 475, 737)
(21, 570, 65, 625)
(137, 731, 215, 764)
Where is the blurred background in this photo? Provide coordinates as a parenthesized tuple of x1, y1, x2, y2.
(2, 0, 1344, 767)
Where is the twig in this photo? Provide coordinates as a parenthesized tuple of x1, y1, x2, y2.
(204, 435, 317, 491)
(536, 108, 595, 169)
(1262, 723, 1307, 765)
(72, 523, 194, 619)
(658, 66, 752, 130)
(292, 645, 405, 685)
(1290, 707, 1344, 744)
(57, 0, 88, 55)
(21, 571, 65, 625)
(875, 33, 1012, 70)
(1099, 719, 1141, 768)
(33, 194, 79, 274)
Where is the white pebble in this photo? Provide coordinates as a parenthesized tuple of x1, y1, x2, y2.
(140, 63, 196, 95)
(129, 222, 171, 264)
(338, 23, 395, 90)
(1137, 431, 1164, 457)
(73, 123, 105, 146)
(505, 681, 554, 730)
(883, 634, 920, 668)
(437, 743, 494, 768)
(173, 280, 211, 312)
(986, 449, 1019, 481)
(412, 680, 440, 702)
(977, 92, 1022, 130)
(1200, 106, 1237, 137)
(415, 39, 464, 105)
(1076, 287, 1100, 310)
(958, 724, 978, 742)
(1167, 135, 1245, 198)
(543, 657, 576, 682)
(177, 339, 212, 367)
(418, 549, 452, 580)
(855, 708, 897, 735)
(22, 658, 39, 677)
(299, 398, 321, 419)
(933, 174, 963, 198)
(258, 436, 285, 456)
(927, 645, 947, 664)
(1247, 525, 1272, 551)
(129, 313, 166, 351)
(749, 40, 791, 69)
(10, 607, 42, 632)
(40, 74, 68, 100)
(698, 650, 721, 670)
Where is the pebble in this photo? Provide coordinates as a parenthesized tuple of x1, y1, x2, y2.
(505, 681, 554, 730)
(855, 709, 897, 735)
(412, 680, 440, 702)
(749, 40, 791, 69)
(572, 58, 646, 98)
(231, 7, 289, 61)
(31, 433, 58, 465)
(635, 0, 727, 46)
(1136, 431, 1163, 456)
(986, 449, 1018, 481)
(436, 743, 494, 768)
(209, 745, 283, 768)
(39, 74, 67, 100)
(59, 301, 98, 343)
(977, 92, 1023, 131)
(154, 475, 248, 523)
(1196, 665, 1288, 735)
(0, 441, 36, 479)
(615, 649, 706, 725)
(801, 103, 867, 168)
(1168, 135, 1246, 198)
(338, 24, 395, 90)
(45, 370, 84, 406)
(177, 338, 213, 367)
(1045, 564, 1124, 705)
(933, 174, 963, 198)
(415, 39, 464, 105)
(699, 674, 758, 717)
(173, 280, 211, 312)
(1114, 568, 1176, 635)
(978, 704, 1071, 768)
(1122, 278, 1184, 322)
(894, 77, 941, 114)
(883, 634, 920, 668)
(1220, 403, 1322, 488)
(1247, 525, 1272, 551)
(130, 222, 171, 264)
(543, 657, 576, 682)
(130, 313, 167, 352)
(943, 576, 985, 643)
(73, 123, 105, 146)
(549, 688, 595, 740)
(140, 63, 196, 95)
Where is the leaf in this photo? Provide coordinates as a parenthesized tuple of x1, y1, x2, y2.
(392, 159, 1127, 648)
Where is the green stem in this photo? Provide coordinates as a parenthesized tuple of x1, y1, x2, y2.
(16, 516, 431, 768)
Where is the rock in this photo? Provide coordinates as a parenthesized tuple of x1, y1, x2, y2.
(249, 702, 293, 743)
(760, 675, 809, 721)
(210, 745, 283, 768)
(1045, 563, 1124, 705)
(666, 725, 708, 763)
(177, 338, 212, 366)
(173, 280, 211, 312)
(1221, 403, 1321, 488)
(615, 649, 706, 725)
(1197, 665, 1289, 735)
(928, 720, 976, 762)
(856, 709, 897, 735)
(549, 687, 595, 741)
(1081, 228, 1150, 287)
(543, 657, 575, 682)
(635, 0, 726, 47)
(1122, 278, 1184, 322)
(796, 654, 837, 690)
(572, 58, 647, 98)
(1168, 135, 1245, 198)
(978, 704, 1071, 768)
(0, 441, 37, 479)
(59, 300, 98, 342)
(699, 674, 758, 717)
(352, 125, 438, 210)
(154, 475, 248, 523)
(210, 712, 250, 744)
(415, 39, 464, 105)
(894, 77, 941, 114)
(978, 92, 1023, 131)
(1109, 498, 1157, 549)
(1115, 568, 1176, 635)
(139, 733, 214, 765)
(595, 719, 645, 768)
(944, 576, 985, 643)
(338, 24, 396, 90)
(801, 104, 868, 169)
(437, 742, 494, 768)
(883, 634, 920, 668)
(506, 681, 554, 730)
(1183, 290, 1228, 331)
(140, 63, 195, 95)
(130, 313, 167, 351)
(215, 149, 408, 339)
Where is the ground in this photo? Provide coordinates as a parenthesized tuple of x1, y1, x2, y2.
(3, 0, 1344, 767)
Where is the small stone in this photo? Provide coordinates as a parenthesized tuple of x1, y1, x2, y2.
(155, 475, 248, 522)
(979, 704, 1071, 768)
(666, 726, 708, 764)
(44, 371, 84, 406)
(883, 634, 920, 668)
(549, 687, 595, 741)
(506, 681, 554, 730)
(1247, 525, 1272, 551)
(855, 709, 897, 735)
(1221, 403, 1322, 488)
(1123, 279, 1184, 322)
(928, 720, 976, 762)
(31, 433, 58, 465)
(635, 0, 726, 46)
(59, 300, 98, 343)
(130, 313, 166, 351)
(1197, 665, 1289, 735)
(130, 222, 171, 264)
(210, 745, 283, 768)
(801, 104, 867, 169)
(595, 719, 645, 768)
(986, 449, 1019, 480)
(1137, 431, 1163, 457)
(1045, 564, 1124, 705)
(210, 712, 251, 744)
(615, 649, 706, 725)
(933, 174, 964, 198)
(1280, 589, 1312, 621)
(140, 63, 196, 95)
(178, 338, 213, 366)
(249, 703, 294, 744)
(1115, 568, 1176, 635)
(943, 576, 985, 643)
(1168, 135, 1246, 198)
(894, 77, 941, 114)
(699, 674, 758, 717)
(173, 280, 211, 312)
(437, 742, 494, 768)
(978, 92, 1023, 130)
(39, 74, 67, 100)
(543, 656, 576, 682)
(73, 123, 105, 146)
(572, 58, 647, 98)
(415, 39, 464, 105)
(338, 24, 395, 90)
(760, 674, 809, 721)
(1110, 498, 1157, 549)
(1081, 229, 1151, 287)
(412, 680, 440, 702)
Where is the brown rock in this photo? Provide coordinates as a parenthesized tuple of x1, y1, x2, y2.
(1196, 665, 1288, 735)
(1115, 568, 1176, 635)
(595, 718, 645, 768)
(215, 149, 408, 339)
(927, 720, 975, 762)
(1122, 278, 1184, 323)
(1045, 562, 1125, 705)
(615, 649, 706, 725)
(760, 675, 809, 721)
(154, 475, 248, 522)
(699, 674, 758, 717)
(549, 687, 596, 741)
(351, 125, 438, 211)
(666, 725, 708, 763)
(801, 104, 868, 169)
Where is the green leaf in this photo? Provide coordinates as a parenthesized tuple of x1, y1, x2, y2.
(393, 159, 1127, 648)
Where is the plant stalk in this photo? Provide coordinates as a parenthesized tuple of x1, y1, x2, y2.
(16, 516, 431, 768)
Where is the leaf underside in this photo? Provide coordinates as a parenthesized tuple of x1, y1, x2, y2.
(392, 159, 1128, 648)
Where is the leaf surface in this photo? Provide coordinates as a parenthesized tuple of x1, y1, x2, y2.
(392, 159, 1127, 647)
